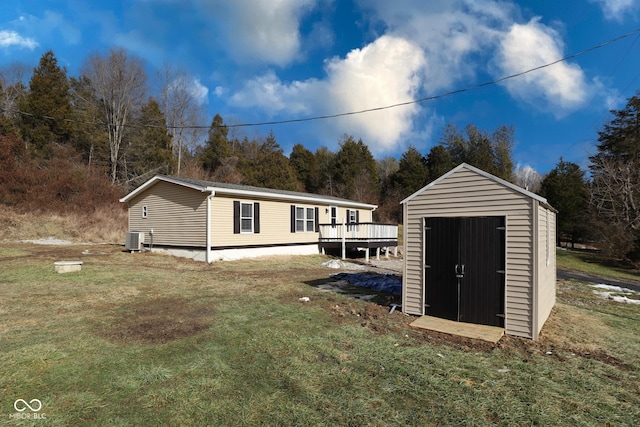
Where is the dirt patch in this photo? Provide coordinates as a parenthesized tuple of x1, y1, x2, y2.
(97, 297, 214, 344)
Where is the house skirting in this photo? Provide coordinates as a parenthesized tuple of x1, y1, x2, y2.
(148, 242, 320, 262)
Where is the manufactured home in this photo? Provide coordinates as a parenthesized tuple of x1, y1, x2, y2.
(401, 163, 556, 340)
(120, 175, 398, 263)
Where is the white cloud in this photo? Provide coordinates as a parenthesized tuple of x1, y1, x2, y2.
(357, 0, 513, 93)
(589, 0, 638, 21)
(196, 0, 316, 66)
(0, 30, 38, 50)
(188, 78, 209, 105)
(322, 35, 426, 153)
(230, 35, 425, 154)
(495, 18, 588, 115)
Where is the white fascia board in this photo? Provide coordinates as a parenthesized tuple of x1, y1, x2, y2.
(210, 186, 377, 210)
(120, 175, 210, 203)
(121, 175, 376, 210)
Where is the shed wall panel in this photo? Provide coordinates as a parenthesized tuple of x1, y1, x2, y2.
(535, 204, 557, 337)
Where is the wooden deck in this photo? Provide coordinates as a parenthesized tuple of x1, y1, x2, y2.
(318, 222, 398, 261)
(410, 316, 504, 343)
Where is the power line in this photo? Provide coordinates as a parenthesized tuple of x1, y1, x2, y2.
(2, 26, 640, 130)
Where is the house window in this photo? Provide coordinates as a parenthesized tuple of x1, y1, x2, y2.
(348, 210, 357, 224)
(347, 209, 359, 231)
(306, 208, 315, 232)
(142, 206, 148, 219)
(234, 201, 260, 234)
(291, 205, 318, 233)
(296, 207, 305, 232)
(241, 202, 253, 233)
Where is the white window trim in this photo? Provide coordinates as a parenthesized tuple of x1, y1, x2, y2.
(294, 206, 316, 233)
(240, 202, 254, 234)
(306, 207, 315, 232)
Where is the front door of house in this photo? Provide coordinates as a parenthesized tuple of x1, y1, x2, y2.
(329, 206, 338, 238)
(424, 216, 505, 327)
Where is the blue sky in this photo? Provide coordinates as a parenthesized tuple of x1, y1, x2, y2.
(2, 0, 640, 174)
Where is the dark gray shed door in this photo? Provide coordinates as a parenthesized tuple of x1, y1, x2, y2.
(424, 216, 505, 327)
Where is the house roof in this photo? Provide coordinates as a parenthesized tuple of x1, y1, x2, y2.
(120, 175, 378, 209)
(400, 163, 557, 212)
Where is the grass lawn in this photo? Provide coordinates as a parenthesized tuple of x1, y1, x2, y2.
(1, 244, 639, 426)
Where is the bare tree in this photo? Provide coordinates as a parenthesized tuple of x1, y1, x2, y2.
(82, 48, 147, 183)
(589, 158, 640, 259)
(514, 164, 542, 192)
(0, 62, 29, 122)
(156, 64, 206, 176)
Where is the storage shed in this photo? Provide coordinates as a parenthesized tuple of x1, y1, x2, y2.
(401, 163, 557, 340)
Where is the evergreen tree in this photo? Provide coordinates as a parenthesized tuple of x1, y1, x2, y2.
(69, 76, 110, 167)
(391, 146, 429, 196)
(332, 135, 379, 202)
(237, 131, 300, 191)
(315, 146, 336, 196)
(540, 158, 588, 247)
(126, 98, 174, 180)
(290, 143, 320, 193)
(19, 50, 73, 156)
(493, 125, 515, 181)
(425, 144, 455, 181)
(440, 122, 515, 181)
(200, 113, 231, 173)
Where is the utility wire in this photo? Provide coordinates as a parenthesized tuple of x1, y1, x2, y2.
(2, 26, 640, 130)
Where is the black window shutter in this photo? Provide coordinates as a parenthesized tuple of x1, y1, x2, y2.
(346, 209, 352, 223)
(356, 210, 360, 223)
(233, 201, 240, 234)
(254, 203, 260, 234)
(314, 207, 319, 232)
(331, 207, 336, 227)
(290, 205, 296, 233)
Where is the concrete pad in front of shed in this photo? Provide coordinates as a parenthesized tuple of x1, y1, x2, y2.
(410, 316, 504, 343)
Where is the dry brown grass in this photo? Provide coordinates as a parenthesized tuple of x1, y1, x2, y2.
(0, 204, 127, 244)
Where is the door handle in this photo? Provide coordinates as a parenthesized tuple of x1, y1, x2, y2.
(455, 264, 465, 278)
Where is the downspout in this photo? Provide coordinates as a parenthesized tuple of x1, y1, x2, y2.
(206, 191, 215, 264)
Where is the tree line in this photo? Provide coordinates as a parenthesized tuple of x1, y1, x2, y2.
(1, 48, 639, 265)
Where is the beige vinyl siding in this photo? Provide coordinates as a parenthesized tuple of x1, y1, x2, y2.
(403, 168, 535, 338)
(535, 203, 556, 338)
(210, 195, 370, 247)
(128, 181, 207, 247)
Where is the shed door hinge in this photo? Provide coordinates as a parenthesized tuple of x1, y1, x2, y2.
(497, 226, 506, 231)
(496, 314, 505, 318)
(497, 270, 505, 274)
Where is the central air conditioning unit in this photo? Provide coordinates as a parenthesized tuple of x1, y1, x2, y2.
(125, 231, 145, 252)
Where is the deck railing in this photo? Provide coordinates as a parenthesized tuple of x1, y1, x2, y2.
(318, 222, 398, 261)
(318, 222, 398, 242)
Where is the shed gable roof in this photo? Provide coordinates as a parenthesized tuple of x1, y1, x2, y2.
(120, 175, 378, 209)
(400, 163, 556, 211)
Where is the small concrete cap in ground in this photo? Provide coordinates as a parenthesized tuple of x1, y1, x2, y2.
(54, 261, 83, 273)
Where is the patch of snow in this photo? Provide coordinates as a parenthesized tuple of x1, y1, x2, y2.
(591, 283, 640, 305)
(21, 237, 74, 245)
(592, 284, 636, 293)
(321, 259, 366, 270)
